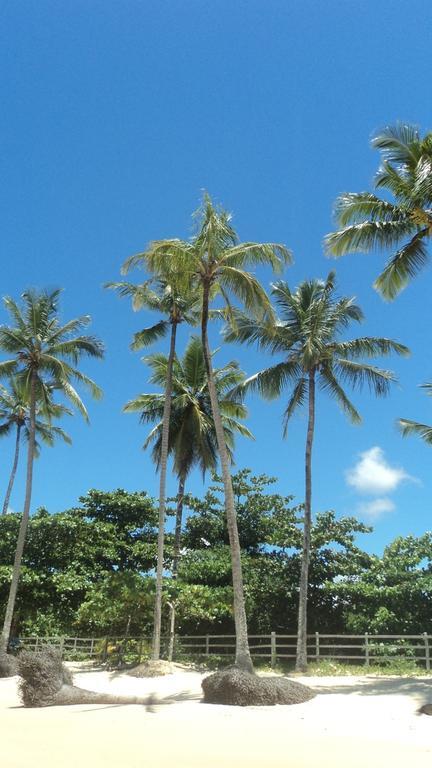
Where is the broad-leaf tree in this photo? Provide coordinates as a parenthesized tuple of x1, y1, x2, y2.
(107, 272, 200, 660)
(325, 123, 432, 299)
(0, 377, 72, 516)
(124, 335, 253, 658)
(0, 289, 103, 653)
(225, 271, 409, 670)
(122, 195, 291, 672)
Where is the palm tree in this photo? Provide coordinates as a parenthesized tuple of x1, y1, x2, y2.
(0, 377, 72, 516)
(107, 276, 200, 660)
(124, 335, 253, 659)
(398, 382, 432, 444)
(225, 271, 409, 670)
(127, 194, 292, 671)
(0, 289, 103, 653)
(325, 123, 432, 299)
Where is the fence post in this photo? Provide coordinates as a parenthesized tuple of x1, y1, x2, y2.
(90, 638, 94, 657)
(205, 635, 210, 657)
(364, 632, 369, 667)
(59, 636, 65, 659)
(102, 637, 109, 663)
(271, 632, 277, 668)
(315, 632, 320, 661)
(424, 633, 430, 671)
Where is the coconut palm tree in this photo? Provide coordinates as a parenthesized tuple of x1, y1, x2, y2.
(124, 335, 253, 658)
(106, 276, 200, 660)
(224, 271, 409, 670)
(398, 383, 432, 444)
(126, 195, 292, 672)
(325, 123, 432, 299)
(0, 289, 104, 653)
(0, 377, 72, 516)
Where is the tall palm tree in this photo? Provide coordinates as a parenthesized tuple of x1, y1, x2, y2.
(0, 289, 103, 653)
(325, 123, 432, 299)
(225, 271, 409, 670)
(124, 335, 253, 658)
(127, 195, 292, 671)
(107, 276, 200, 660)
(398, 382, 432, 444)
(0, 377, 72, 516)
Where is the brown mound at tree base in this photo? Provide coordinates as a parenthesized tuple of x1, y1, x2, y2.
(17, 648, 153, 708)
(418, 704, 432, 715)
(127, 659, 174, 678)
(202, 668, 316, 707)
(0, 652, 18, 678)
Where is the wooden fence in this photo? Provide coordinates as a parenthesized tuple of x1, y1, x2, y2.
(14, 632, 432, 669)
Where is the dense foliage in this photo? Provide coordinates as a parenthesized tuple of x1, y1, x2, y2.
(1, 476, 431, 640)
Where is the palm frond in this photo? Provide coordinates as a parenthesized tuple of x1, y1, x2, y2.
(397, 418, 432, 444)
(373, 228, 429, 299)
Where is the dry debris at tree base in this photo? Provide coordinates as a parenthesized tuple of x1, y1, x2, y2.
(126, 660, 174, 678)
(0, 652, 18, 678)
(17, 648, 154, 707)
(202, 668, 316, 707)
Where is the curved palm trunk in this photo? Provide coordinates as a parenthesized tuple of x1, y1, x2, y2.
(296, 370, 316, 672)
(201, 282, 253, 673)
(167, 473, 186, 662)
(0, 373, 36, 653)
(152, 321, 177, 660)
(2, 423, 22, 516)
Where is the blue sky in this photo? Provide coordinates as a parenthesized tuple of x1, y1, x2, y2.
(1, 0, 431, 553)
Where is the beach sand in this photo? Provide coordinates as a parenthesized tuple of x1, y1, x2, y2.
(1, 667, 431, 767)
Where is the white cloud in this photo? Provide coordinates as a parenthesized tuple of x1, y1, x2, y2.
(346, 446, 412, 495)
(356, 497, 395, 519)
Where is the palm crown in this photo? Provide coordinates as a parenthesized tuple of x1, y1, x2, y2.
(325, 123, 432, 299)
(0, 289, 104, 417)
(124, 335, 253, 480)
(106, 277, 201, 350)
(0, 377, 72, 450)
(122, 195, 293, 319)
(225, 271, 409, 427)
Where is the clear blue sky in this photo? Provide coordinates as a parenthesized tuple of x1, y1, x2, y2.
(1, 0, 431, 553)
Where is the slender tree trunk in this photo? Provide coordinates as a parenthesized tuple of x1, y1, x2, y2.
(201, 282, 253, 673)
(152, 321, 177, 660)
(2, 423, 22, 516)
(167, 474, 186, 662)
(295, 369, 316, 672)
(0, 373, 37, 653)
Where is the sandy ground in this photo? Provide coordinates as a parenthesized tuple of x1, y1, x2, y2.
(1, 666, 431, 768)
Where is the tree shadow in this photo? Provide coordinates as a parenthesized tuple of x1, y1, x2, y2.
(309, 676, 432, 703)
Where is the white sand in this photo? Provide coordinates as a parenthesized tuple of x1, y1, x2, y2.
(1, 668, 431, 768)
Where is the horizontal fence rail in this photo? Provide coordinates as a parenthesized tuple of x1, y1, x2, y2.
(13, 632, 432, 670)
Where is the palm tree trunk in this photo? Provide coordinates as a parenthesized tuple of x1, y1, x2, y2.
(0, 372, 37, 653)
(201, 282, 253, 673)
(152, 321, 177, 660)
(295, 369, 316, 672)
(2, 423, 22, 516)
(167, 473, 186, 662)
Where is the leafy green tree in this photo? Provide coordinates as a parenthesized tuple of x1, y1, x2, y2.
(0, 377, 72, 516)
(130, 195, 291, 671)
(325, 123, 432, 299)
(108, 270, 200, 661)
(0, 290, 103, 653)
(225, 272, 408, 670)
(180, 470, 371, 636)
(398, 382, 432, 444)
(331, 533, 432, 634)
(0, 489, 158, 637)
(124, 335, 253, 657)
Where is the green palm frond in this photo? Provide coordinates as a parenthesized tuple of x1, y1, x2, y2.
(398, 418, 432, 444)
(373, 228, 430, 300)
(131, 321, 169, 350)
